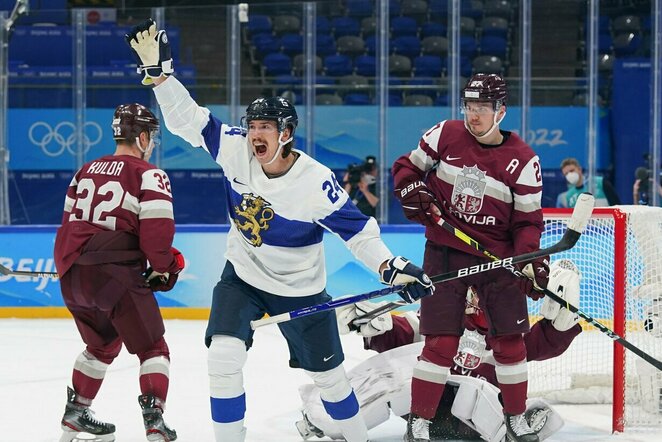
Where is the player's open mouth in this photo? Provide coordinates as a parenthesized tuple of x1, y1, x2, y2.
(254, 143, 268, 156)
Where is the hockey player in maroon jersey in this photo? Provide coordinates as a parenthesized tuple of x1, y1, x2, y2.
(297, 259, 582, 441)
(54, 103, 184, 442)
(392, 74, 548, 442)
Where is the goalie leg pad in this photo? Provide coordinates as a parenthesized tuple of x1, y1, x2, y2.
(524, 398, 564, 441)
(450, 375, 506, 442)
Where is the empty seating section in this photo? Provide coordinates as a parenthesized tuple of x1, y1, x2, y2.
(8, 22, 190, 108)
(576, 6, 653, 104)
(249, 0, 516, 105)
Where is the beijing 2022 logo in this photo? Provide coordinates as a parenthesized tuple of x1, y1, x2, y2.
(28, 121, 103, 157)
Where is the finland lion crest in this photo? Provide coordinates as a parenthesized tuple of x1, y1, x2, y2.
(233, 193, 274, 247)
(451, 165, 487, 214)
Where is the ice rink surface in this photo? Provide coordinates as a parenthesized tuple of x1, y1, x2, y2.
(2, 318, 661, 442)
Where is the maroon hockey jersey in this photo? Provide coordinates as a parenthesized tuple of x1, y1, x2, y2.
(54, 154, 177, 276)
(393, 120, 544, 258)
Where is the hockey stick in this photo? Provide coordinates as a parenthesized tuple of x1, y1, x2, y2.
(358, 199, 662, 371)
(250, 194, 594, 330)
(0, 264, 59, 278)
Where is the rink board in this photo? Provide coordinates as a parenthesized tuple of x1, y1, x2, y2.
(0, 223, 622, 321)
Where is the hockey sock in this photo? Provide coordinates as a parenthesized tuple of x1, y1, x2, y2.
(71, 350, 110, 402)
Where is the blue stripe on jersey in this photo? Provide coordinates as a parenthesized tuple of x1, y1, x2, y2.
(226, 179, 324, 247)
(201, 115, 246, 162)
(210, 394, 246, 423)
(321, 391, 360, 420)
(317, 198, 370, 242)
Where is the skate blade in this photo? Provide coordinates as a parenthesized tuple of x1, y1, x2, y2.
(146, 431, 176, 442)
(59, 430, 115, 442)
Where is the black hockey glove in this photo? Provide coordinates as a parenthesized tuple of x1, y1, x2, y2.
(517, 256, 550, 300)
(394, 179, 441, 227)
(144, 247, 185, 292)
(125, 18, 173, 85)
(380, 256, 434, 303)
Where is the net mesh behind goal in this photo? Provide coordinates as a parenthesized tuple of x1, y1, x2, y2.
(528, 207, 662, 432)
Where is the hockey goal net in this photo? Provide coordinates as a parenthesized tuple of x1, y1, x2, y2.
(528, 206, 662, 432)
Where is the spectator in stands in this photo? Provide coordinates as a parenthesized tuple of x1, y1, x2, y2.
(556, 157, 620, 208)
(632, 171, 662, 205)
(343, 155, 379, 218)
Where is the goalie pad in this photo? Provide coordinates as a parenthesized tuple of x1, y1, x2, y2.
(540, 259, 581, 331)
(450, 375, 506, 442)
(450, 375, 564, 442)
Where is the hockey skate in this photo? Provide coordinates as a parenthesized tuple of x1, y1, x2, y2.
(403, 413, 431, 442)
(504, 412, 539, 442)
(295, 412, 325, 440)
(60, 387, 116, 442)
(138, 394, 177, 442)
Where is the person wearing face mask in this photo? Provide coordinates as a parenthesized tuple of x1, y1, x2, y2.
(555, 157, 620, 208)
(343, 156, 380, 217)
(125, 19, 435, 442)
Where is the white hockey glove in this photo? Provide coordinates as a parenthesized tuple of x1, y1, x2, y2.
(125, 18, 174, 85)
(336, 301, 393, 337)
(380, 256, 434, 303)
(540, 259, 581, 331)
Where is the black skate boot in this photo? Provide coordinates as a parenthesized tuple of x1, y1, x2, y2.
(504, 412, 540, 442)
(60, 386, 116, 442)
(138, 394, 177, 442)
(403, 413, 431, 442)
(295, 412, 325, 440)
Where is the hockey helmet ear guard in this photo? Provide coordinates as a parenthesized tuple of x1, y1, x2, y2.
(243, 96, 298, 135)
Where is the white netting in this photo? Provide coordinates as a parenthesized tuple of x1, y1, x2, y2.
(527, 206, 662, 430)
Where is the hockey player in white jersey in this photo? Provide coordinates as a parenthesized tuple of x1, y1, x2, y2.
(125, 20, 434, 442)
(297, 259, 582, 441)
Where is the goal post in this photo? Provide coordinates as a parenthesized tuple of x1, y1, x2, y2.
(531, 206, 662, 433)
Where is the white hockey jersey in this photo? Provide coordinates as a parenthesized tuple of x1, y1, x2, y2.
(153, 77, 393, 296)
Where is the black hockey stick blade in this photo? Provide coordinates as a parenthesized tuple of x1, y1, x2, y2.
(542, 286, 662, 371)
(352, 300, 408, 326)
(0, 264, 59, 278)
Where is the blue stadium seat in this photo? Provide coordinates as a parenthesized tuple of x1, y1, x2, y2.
(324, 54, 353, 77)
(391, 16, 419, 38)
(462, 0, 484, 20)
(420, 22, 447, 38)
(429, 0, 449, 20)
(344, 93, 372, 105)
(332, 17, 361, 38)
(247, 15, 272, 37)
(252, 33, 281, 60)
(316, 76, 337, 95)
(364, 35, 377, 56)
(480, 35, 508, 59)
(413, 55, 445, 77)
(345, 0, 374, 18)
(317, 16, 331, 35)
(461, 55, 473, 77)
(274, 75, 303, 100)
(280, 33, 304, 56)
(392, 36, 421, 59)
(354, 55, 376, 77)
(316, 34, 337, 56)
(389, 93, 403, 106)
(598, 33, 613, 54)
(481, 16, 509, 39)
(435, 93, 450, 106)
(262, 53, 292, 76)
(389, 0, 402, 16)
(408, 78, 439, 98)
(460, 35, 478, 58)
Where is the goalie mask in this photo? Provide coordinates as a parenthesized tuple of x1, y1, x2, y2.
(460, 73, 508, 141)
(112, 103, 160, 159)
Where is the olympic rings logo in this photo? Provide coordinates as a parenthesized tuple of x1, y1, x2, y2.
(28, 121, 103, 157)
